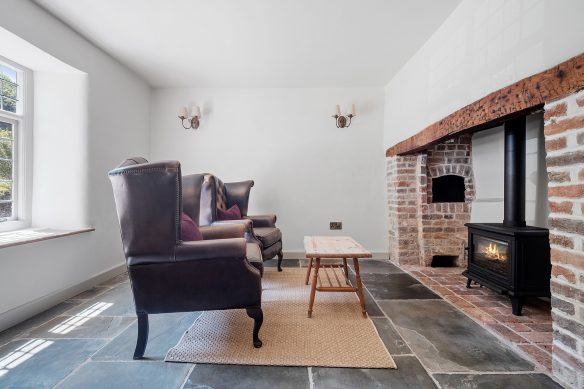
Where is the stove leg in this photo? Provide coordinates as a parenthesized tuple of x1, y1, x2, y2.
(510, 296, 525, 316)
(466, 278, 472, 288)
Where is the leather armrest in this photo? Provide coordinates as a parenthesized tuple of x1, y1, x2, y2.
(200, 224, 245, 240)
(246, 214, 277, 228)
(212, 219, 253, 232)
(174, 238, 247, 262)
(224, 180, 254, 216)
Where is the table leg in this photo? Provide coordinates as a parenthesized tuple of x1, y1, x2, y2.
(342, 258, 349, 284)
(305, 258, 313, 285)
(308, 258, 320, 318)
(353, 258, 367, 318)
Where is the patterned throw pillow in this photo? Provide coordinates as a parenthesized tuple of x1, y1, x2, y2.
(215, 177, 227, 210)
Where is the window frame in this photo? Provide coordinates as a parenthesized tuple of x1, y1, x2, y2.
(0, 56, 33, 232)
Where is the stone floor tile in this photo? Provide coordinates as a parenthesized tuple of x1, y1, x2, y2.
(93, 312, 201, 361)
(64, 285, 136, 317)
(184, 364, 309, 389)
(98, 272, 129, 287)
(349, 259, 404, 274)
(371, 317, 412, 355)
(0, 338, 106, 388)
(361, 273, 440, 300)
(56, 361, 192, 389)
(311, 356, 437, 389)
(67, 286, 111, 302)
(0, 301, 79, 347)
(433, 373, 563, 388)
(27, 315, 135, 339)
(379, 300, 534, 372)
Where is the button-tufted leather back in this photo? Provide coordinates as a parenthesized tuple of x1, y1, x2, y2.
(109, 159, 182, 260)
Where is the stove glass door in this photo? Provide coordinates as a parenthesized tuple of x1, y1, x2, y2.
(472, 235, 509, 276)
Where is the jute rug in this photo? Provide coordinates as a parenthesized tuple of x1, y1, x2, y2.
(165, 267, 396, 368)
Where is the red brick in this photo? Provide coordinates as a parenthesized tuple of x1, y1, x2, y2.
(551, 281, 584, 303)
(548, 184, 584, 198)
(576, 96, 584, 107)
(578, 132, 584, 145)
(545, 137, 567, 151)
(544, 115, 584, 136)
(550, 233, 575, 249)
(547, 171, 570, 182)
(551, 248, 584, 268)
(550, 218, 584, 235)
(546, 151, 584, 167)
(519, 344, 552, 371)
(552, 265, 577, 283)
(544, 102, 567, 120)
(553, 345, 584, 370)
(549, 201, 573, 214)
(579, 168, 584, 181)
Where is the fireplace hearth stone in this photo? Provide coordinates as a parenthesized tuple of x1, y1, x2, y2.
(464, 223, 550, 315)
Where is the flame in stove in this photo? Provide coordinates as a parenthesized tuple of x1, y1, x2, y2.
(484, 242, 505, 260)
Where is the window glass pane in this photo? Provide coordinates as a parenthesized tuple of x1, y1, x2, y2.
(2, 97, 16, 113)
(1, 79, 17, 99)
(0, 202, 12, 218)
(0, 121, 12, 139)
(0, 65, 17, 83)
(0, 140, 12, 159)
(0, 182, 12, 201)
(0, 160, 12, 180)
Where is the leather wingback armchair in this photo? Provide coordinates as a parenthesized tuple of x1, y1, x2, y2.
(183, 173, 284, 271)
(108, 158, 263, 359)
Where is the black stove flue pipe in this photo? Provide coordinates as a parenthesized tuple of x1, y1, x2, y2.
(503, 116, 526, 227)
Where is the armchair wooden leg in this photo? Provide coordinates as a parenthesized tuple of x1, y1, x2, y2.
(277, 250, 283, 272)
(133, 313, 149, 360)
(246, 308, 263, 348)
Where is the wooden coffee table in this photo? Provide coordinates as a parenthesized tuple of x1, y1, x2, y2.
(304, 236, 372, 318)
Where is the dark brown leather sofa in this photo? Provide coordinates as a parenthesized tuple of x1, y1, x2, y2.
(108, 158, 263, 359)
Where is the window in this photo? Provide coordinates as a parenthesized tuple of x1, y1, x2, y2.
(0, 58, 31, 230)
(0, 118, 15, 220)
(0, 64, 19, 113)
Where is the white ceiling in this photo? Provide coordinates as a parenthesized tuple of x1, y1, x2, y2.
(34, 0, 461, 88)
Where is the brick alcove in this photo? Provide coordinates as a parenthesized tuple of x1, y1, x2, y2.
(386, 53, 584, 388)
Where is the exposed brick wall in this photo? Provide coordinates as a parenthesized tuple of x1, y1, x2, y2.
(386, 155, 424, 265)
(422, 136, 474, 266)
(386, 135, 474, 267)
(544, 90, 584, 389)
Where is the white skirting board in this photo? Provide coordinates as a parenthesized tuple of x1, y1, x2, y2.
(283, 251, 389, 260)
(0, 263, 127, 333)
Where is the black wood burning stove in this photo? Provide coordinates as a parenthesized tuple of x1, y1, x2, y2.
(463, 116, 551, 315)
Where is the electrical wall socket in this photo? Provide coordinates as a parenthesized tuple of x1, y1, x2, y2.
(330, 222, 342, 230)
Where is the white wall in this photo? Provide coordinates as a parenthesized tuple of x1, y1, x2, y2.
(471, 112, 549, 226)
(384, 0, 584, 149)
(0, 0, 150, 329)
(150, 87, 388, 254)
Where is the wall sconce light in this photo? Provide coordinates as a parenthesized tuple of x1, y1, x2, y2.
(332, 104, 356, 128)
(178, 105, 201, 129)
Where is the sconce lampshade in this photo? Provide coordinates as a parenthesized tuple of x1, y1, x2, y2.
(191, 105, 201, 118)
(178, 106, 188, 118)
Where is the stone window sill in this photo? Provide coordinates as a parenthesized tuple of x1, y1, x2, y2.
(0, 228, 95, 249)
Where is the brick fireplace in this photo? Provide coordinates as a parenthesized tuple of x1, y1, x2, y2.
(385, 53, 584, 388)
(387, 135, 474, 267)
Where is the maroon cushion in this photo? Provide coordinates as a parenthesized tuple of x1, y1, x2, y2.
(217, 204, 242, 221)
(181, 212, 203, 241)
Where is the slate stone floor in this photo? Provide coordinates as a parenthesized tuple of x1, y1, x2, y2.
(401, 265, 554, 371)
(0, 259, 563, 389)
